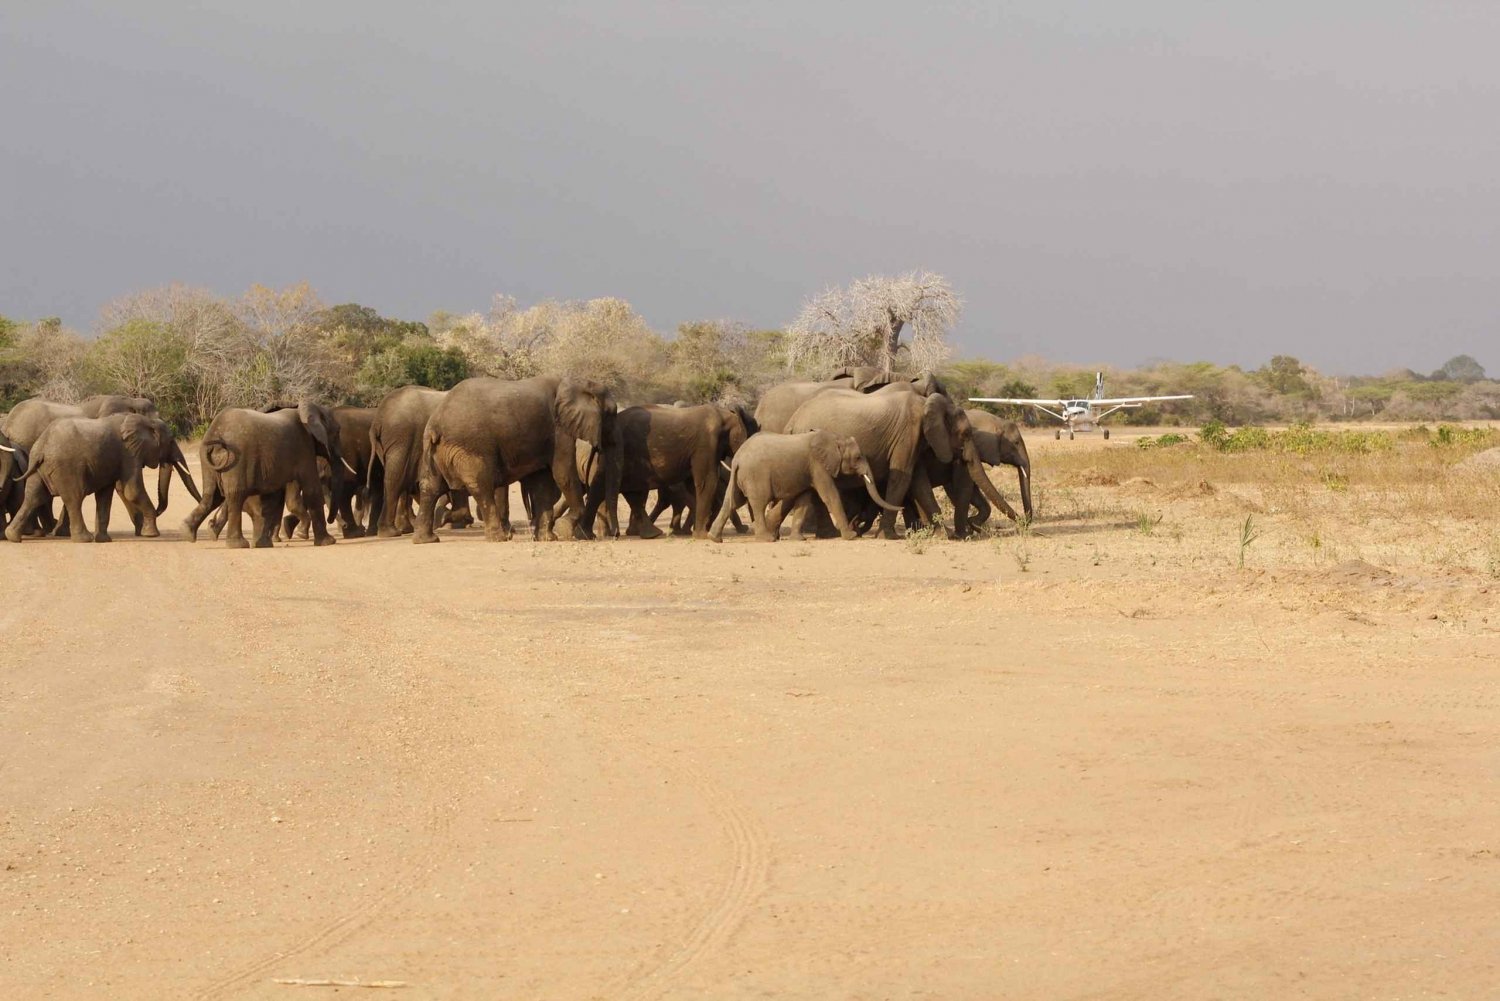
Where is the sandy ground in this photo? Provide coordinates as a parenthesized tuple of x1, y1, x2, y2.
(3, 432, 1498, 1000)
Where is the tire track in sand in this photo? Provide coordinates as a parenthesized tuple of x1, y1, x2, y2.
(614, 755, 771, 1001)
(195, 804, 453, 1000)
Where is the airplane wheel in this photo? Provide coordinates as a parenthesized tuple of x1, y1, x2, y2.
(1069, 431, 1075, 440)
(1103, 428, 1110, 440)
(1055, 430, 1061, 440)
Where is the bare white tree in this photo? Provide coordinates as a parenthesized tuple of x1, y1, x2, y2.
(786, 270, 961, 378)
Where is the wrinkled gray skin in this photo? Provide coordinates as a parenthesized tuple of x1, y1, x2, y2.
(413, 376, 616, 543)
(785, 385, 1013, 539)
(4, 414, 198, 543)
(608, 403, 755, 540)
(367, 386, 473, 537)
(2, 396, 161, 536)
(557, 434, 624, 538)
(710, 430, 898, 542)
(183, 403, 342, 549)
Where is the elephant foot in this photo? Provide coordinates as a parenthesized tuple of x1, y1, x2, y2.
(2, 529, 19, 544)
(252, 537, 274, 549)
(140, 524, 160, 538)
(313, 534, 337, 547)
(637, 524, 664, 540)
(72, 534, 96, 544)
(376, 525, 401, 538)
(95, 532, 113, 543)
(448, 514, 474, 529)
(181, 520, 199, 543)
(341, 525, 366, 539)
(671, 525, 693, 537)
(840, 530, 858, 541)
(734, 524, 749, 535)
(412, 531, 440, 544)
(225, 537, 251, 550)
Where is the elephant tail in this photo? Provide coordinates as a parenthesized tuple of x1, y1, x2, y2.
(18, 456, 41, 481)
(203, 438, 240, 472)
(708, 458, 740, 541)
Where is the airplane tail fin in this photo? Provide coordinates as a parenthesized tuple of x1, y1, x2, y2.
(1094, 372, 1104, 399)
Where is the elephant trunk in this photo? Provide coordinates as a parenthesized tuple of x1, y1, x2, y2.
(154, 461, 173, 516)
(968, 453, 1021, 522)
(863, 472, 903, 512)
(175, 459, 202, 503)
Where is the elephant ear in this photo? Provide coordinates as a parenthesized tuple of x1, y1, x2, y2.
(910, 370, 947, 397)
(120, 414, 160, 465)
(921, 394, 955, 465)
(810, 432, 842, 477)
(556, 379, 608, 447)
(297, 403, 333, 457)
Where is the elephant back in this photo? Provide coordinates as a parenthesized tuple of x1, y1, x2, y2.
(2, 399, 85, 450)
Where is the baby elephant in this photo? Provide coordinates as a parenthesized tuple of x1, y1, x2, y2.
(710, 430, 899, 542)
(3, 414, 199, 543)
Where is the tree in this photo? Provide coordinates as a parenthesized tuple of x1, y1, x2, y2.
(786, 271, 961, 378)
(1432, 354, 1486, 383)
(1259, 355, 1310, 396)
(84, 319, 193, 428)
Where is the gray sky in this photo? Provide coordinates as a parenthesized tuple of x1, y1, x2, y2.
(4, 2, 1498, 374)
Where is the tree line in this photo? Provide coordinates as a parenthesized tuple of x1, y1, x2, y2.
(2, 275, 1493, 433)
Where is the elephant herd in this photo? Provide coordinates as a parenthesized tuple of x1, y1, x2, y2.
(0, 366, 1032, 548)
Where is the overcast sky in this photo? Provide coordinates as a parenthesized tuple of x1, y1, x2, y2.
(4, 2, 1497, 374)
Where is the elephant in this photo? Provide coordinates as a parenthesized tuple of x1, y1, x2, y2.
(367, 386, 473, 536)
(709, 430, 898, 542)
(784, 385, 1014, 540)
(4, 413, 199, 543)
(412, 376, 616, 544)
(282, 402, 373, 540)
(605, 403, 755, 540)
(2, 396, 162, 536)
(754, 370, 947, 433)
(183, 403, 342, 548)
(959, 410, 1032, 525)
(0, 428, 29, 533)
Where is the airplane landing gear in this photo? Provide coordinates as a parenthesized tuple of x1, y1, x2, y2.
(1055, 429, 1061, 440)
(1103, 428, 1110, 440)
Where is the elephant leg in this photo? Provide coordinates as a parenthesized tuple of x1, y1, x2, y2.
(64, 492, 92, 543)
(336, 476, 364, 538)
(812, 467, 857, 540)
(908, 466, 946, 534)
(525, 471, 560, 541)
(4, 479, 50, 543)
(412, 480, 442, 544)
(379, 448, 408, 537)
(299, 470, 335, 547)
(786, 491, 820, 542)
(209, 505, 228, 540)
(182, 478, 223, 543)
(254, 491, 283, 548)
(549, 446, 590, 541)
(754, 488, 784, 542)
(222, 490, 251, 549)
(623, 490, 663, 539)
(446, 490, 474, 529)
(691, 461, 719, 541)
(877, 469, 914, 539)
(121, 475, 158, 537)
(54, 507, 71, 538)
(93, 489, 114, 543)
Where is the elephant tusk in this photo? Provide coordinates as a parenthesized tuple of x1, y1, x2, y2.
(0, 444, 13, 453)
(1017, 466, 1028, 481)
(341, 456, 358, 476)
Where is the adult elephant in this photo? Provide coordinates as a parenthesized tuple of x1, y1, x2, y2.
(609, 403, 755, 539)
(330, 405, 375, 537)
(2, 397, 159, 535)
(906, 410, 1031, 530)
(964, 410, 1032, 524)
(367, 386, 473, 536)
(413, 376, 615, 543)
(784, 386, 1013, 539)
(5, 413, 198, 543)
(183, 403, 343, 548)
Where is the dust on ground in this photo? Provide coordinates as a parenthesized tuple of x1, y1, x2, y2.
(3, 430, 1498, 999)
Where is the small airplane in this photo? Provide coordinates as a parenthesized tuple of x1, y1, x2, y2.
(969, 373, 1193, 440)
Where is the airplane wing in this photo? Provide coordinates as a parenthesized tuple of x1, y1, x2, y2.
(966, 398, 1067, 406)
(1089, 395, 1194, 405)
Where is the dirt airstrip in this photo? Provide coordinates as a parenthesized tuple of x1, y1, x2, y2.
(2, 428, 1498, 999)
